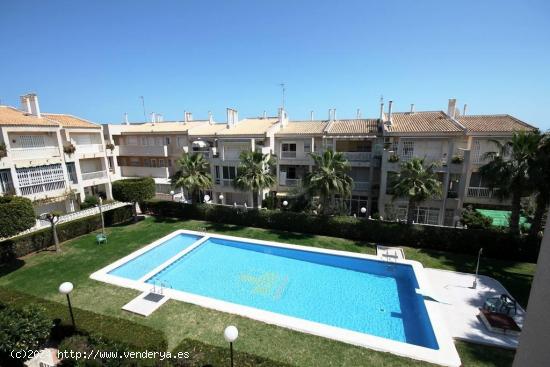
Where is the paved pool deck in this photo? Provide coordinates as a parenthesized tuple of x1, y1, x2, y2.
(426, 268, 525, 349)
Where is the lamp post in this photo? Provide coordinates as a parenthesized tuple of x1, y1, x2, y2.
(98, 197, 105, 235)
(282, 200, 288, 210)
(170, 190, 175, 201)
(59, 282, 76, 329)
(473, 248, 483, 289)
(218, 194, 224, 204)
(224, 325, 238, 367)
(360, 207, 367, 216)
(204, 194, 210, 203)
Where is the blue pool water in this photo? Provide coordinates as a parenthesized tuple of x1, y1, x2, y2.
(108, 233, 201, 280)
(140, 237, 438, 349)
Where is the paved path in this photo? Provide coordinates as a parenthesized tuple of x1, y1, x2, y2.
(426, 268, 525, 349)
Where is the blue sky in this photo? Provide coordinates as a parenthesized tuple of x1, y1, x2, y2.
(1, 0, 549, 129)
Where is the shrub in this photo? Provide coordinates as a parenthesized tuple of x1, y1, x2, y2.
(0, 288, 167, 352)
(0, 205, 132, 262)
(63, 143, 76, 155)
(0, 303, 52, 361)
(388, 154, 399, 163)
(141, 200, 540, 262)
(112, 178, 155, 221)
(80, 195, 99, 210)
(172, 338, 292, 367)
(461, 206, 493, 229)
(0, 143, 6, 159)
(451, 155, 464, 164)
(0, 196, 36, 238)
(105, 142, 115, 151)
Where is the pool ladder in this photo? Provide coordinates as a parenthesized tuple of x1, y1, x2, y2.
(151, 280, 172, 295)
(384, 249, 398, 271)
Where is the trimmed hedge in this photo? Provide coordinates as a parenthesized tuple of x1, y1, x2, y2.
(0, 196, 36, 238)
(0, 287, 168, 352)
(0, 205, 133, 263)
(141, 200, 540, 262)
(172, 338, 292, 367)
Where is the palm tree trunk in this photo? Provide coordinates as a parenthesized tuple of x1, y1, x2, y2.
(529, 193, 548, 237)
(252, 190, 258, 209)
(51, 222, 59, 252)
(407, 200, 416, 224)
(509, 190, 522, 235)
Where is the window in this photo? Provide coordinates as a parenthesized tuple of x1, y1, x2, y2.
(130, 158, 140, 166)
(472, 139, 481, 163)
(304, 141, 311, 153)
(177, 136, 185, 147)
(141, 137, 148, 146)
(401, 140, 415, 160)
(284, 166, 297, 179)
(281, 143, 297, 158)
(155, 137, 162, 146)
(222, 166, 237, 179)
(126, 136, 138, 145)
(215, 166, 220, 184)
(151, 159, 158, 167)
(158, 159, 165, 167)
(18, 135, 45, 148)
(143, 158, 151, 167)
(165, 137, 171, 145)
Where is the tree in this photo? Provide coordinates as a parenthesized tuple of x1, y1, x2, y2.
(479, 131, 542, 235)
(528, 132, 550, 237)
(0, 196, 36, 238)
(303, 149, 353, 215)
(461, 206, 493, 229)
(392, 158, 442, 224)
(171, 152, 212, 204)
(0, 304, 51, 360)
(40, 211, 62, 252)
(112, 177, 155, 222)
(233, 151, 276, 208)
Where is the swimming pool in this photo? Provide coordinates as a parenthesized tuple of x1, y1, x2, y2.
(91, 230, 460, 366)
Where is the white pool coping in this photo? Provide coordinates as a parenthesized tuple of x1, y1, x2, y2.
(90, 229, 461, 367)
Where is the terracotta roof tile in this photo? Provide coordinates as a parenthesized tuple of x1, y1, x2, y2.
(457, 114, 536, 133)
(216, 118, 278, 136)
(0, 106, 58, 127)
(385, 111, 463, 135)
(326, 119, 378, 135)
(276, 120, 328, 136)
(119, 121, 209, 134)
(42, 113, 100, 129)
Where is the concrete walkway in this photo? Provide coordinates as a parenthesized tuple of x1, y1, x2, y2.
(426, 268, 525, 349)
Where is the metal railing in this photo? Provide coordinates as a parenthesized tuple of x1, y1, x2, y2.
(0, 202, 129, 241)
(76, 144, 104, 154)
(9, 146, 61, 160)
(467, 187, 494, 198)
(81, 170, 108, 181)
(352, 181, 369, 191)
(342, 152, 372, 161)
(20, 181, 65, 196)
(280, 178, 302, 187)
(281, 151, 297, 159)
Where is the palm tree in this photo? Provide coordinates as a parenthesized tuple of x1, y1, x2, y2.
(528, 132, 550, 237)
(479, 131, 542, 234)
(171, 152, 212, 204)
(303, 149, 353, 215)
(392, 158, 442, 224)
(233, 151, 276, 208)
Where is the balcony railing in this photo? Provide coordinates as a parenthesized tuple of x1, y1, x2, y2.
(467, 187, 495, 198)
(20, 181, 65, 196)
(76, 144, 104, 154)
(218, 179, 234, 187)
(280, 178, 302, 187)
(223, 150, 242, 160)
(118, 145, 168, 156)
(120, 166, 170, 179)
(9, 146, 61, 160)
(81, 170, 108, 181)
(352, 181, 369, 191)
(281, 151, 297, 159)
(342, 152, 372, 162)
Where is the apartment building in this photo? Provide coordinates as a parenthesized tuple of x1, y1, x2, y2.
(377, 99, 536, 226)
(0, 93, 115, 214)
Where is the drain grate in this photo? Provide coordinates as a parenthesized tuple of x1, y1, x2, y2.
(144, 293, 165, 303)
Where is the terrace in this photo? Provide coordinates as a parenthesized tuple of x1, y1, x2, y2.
(0, 216, 533, 366)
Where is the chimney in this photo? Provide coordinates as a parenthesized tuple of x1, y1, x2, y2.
(310, 110, 314, 121)
(463, 104, 468, 116)
(124, 113, 129, 125)
(226, 108, 238, 128)
(20, 93, 41, 117)
(388, 101, 393, 123)
(278, 107, 288, 127)
(410, 104, 415, 113)
(263, 110, 267, 119)
(156, 114, 163, 122)
(379, 102, 385, 121)
(356, 108, 361, 119)
(208, 111, 213, 124)
(150, 112, 156, 124)
(333, 108, 337, 121)
(328, 109, 332, 121)
(447, 98, 457, 118)
(185, 112, 192, 122)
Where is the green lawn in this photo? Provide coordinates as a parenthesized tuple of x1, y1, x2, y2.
(0, 217, 535, 366)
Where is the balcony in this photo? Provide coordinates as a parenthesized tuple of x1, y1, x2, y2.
(281, 151, 297, 159)
(20, 181, 65, 197)
(120, 166, 170, 179)
(223, 149, 244, 160)
(467, 187, 495, 199)
(342, 152, 372, 162)
(118, 145, 168, 157)
(352, 181, 369, 191)
(279, 178, 302, 187)
(217, 179, 234, 187)
(76, 144, 104, 154)
(9, 147, 61, 160)
(81, 170, 108, 181)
